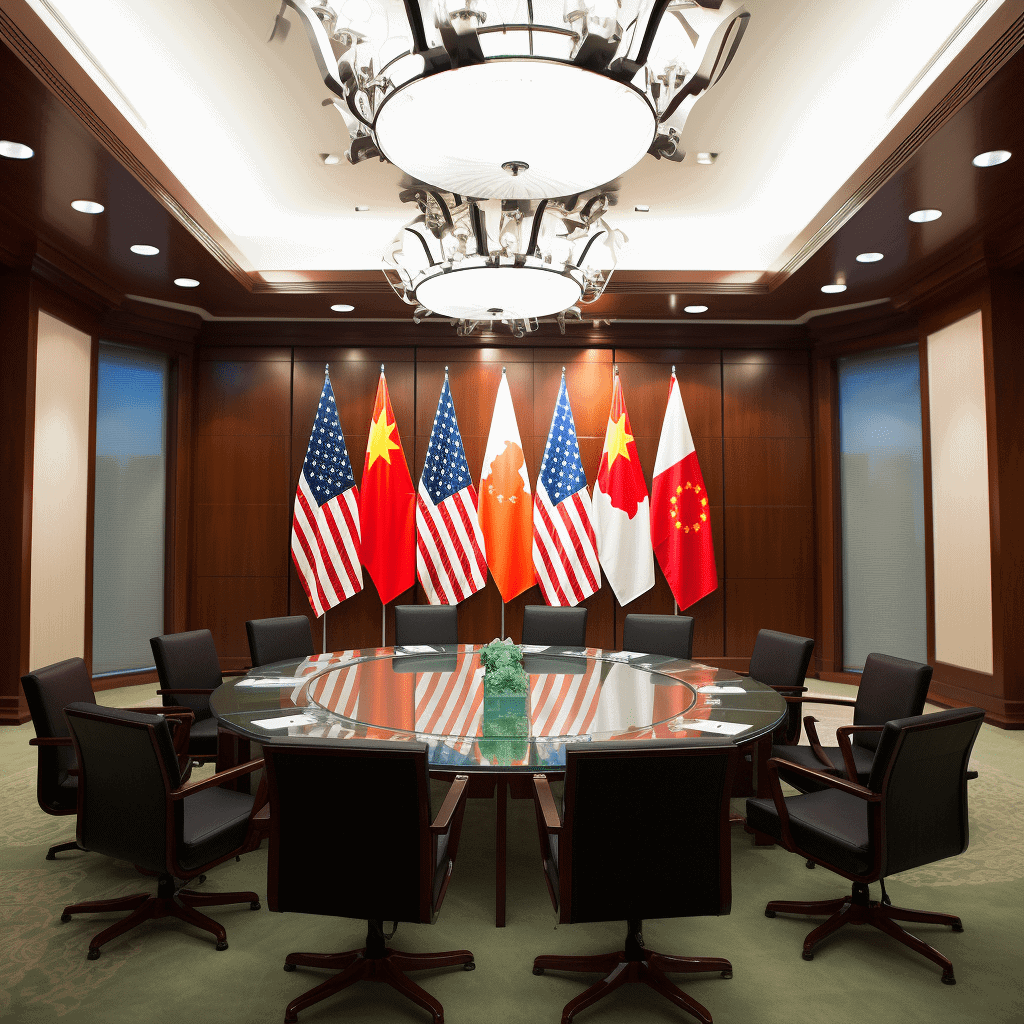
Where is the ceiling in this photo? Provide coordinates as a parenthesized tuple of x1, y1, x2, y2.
(1, 0, 1023, 330)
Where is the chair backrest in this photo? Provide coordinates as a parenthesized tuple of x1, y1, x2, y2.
(64, 702, 181, 873)
(21, 657, 96, 810)
(622, 614, 694, 661)
(852, 653, 933, 751)
(522, 605, 588, 648)
(246, 615, 315, 667)
(263, 739, 435, 924)
(559, 738, 737, 925)
(394, 605, 458, 647)
(866, 706, 984, 878)
(150, 629, 220, 718)
(747, 629, 815, 689)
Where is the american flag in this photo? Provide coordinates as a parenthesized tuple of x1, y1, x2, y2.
(416, 378, 488, 604)
(291, 375, 362, 616)
(532, 374, 601, 606)
(531, 660, 603, 737)
(415, 652, 483, 763)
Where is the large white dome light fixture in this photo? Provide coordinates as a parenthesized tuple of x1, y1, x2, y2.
(281, 0, 749, 199)
(383, 187, 625, 335)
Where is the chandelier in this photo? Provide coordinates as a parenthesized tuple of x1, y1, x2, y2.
(281, 0, 749, 198)
(382, 187, 625, 335)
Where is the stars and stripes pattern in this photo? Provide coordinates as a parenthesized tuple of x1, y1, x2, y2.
(533, 375, 601, 606)
(417, 378, 488, 604)
(291, 374, 362, 617)
(530, 660, 603, 737)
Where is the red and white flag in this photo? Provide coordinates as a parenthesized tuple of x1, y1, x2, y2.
(651, 371, 718, 610)
(360, 371, 416, 605)
(290, 372, 362, 617)
(416, 377, 488, 604)
(532, 373, 601, 606)
(593, 373, 655, 606)
(478, 371, 534, 603)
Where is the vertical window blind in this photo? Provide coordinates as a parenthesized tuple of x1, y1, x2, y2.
(838, 345, 926, 670)
(92, 343, 169, 675)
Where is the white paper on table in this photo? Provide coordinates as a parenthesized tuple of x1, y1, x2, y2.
(250, 714, 318, 729)
(236, 680, 303, 688)
(396, 645, 437, 655)
(697, 685, 747, 694)
(669, 718, 751, 736)
(520, 645, 549, 654)
(600, 650, 646, 663)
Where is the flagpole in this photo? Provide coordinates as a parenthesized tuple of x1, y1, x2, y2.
(322, 610, 327, 651)
(382, 603, 386, 648)
(501, 601, 505, 640)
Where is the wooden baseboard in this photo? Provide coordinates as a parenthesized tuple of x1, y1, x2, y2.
(927, 679, 1023, 728)
(92, 669, 158, 692)
(0, 694, 30, 726)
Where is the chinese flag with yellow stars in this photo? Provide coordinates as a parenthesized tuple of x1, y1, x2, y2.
(478, 371, 534, 603)
(651, 371, 718, 610)
(360, 370, 416, 605)
(593, 373, 655, 607)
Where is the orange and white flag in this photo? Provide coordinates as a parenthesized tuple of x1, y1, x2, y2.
(478, 371, 534, 603)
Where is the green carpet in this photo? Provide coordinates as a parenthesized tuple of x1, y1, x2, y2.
(2, 681, 1021, 1024)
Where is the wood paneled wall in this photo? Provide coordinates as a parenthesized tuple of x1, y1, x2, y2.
(191, 343, 814, 671)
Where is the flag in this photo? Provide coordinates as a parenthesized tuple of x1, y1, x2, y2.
(478, 372, 534, 603)
(593, 373, 655, 606)
(651, 371, 718, 609)
(532, 374, 601, 606)
(290, 373, 362, 617)
(360, 371, 416, 605)
(416, 377, 488, 604)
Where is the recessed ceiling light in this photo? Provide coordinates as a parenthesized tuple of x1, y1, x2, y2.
(695, 152, 717, 165)
(856, 252, 884, 263)
(331, 303, 354, 312)
(174, 278, 200, 288)
(0, 140, 34, 159)
(321, 153, 341, 165)
(684, 305, 708, 313)
(634, 204, 650, 212)
(130, 244, 160, 256)
(908, 209, 942, 223)
(972, 149, 1011, 168)
(71, 200, 104, 214)
(354, 205, 370, 212)
(821, 284, 847, 294)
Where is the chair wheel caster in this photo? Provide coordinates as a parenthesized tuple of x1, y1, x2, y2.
(236, 855, 241, 862)
(942, 974, 956, 985)
(952, 923, 963, 933)
(250, 901, 261, 911)
(721, 971, 732, 980)
(198, 874, 207, 884)
(61, 913, 72, 923)
(805, 860, 815, 869)
(533, 967, 544, 975)
(463, 961, 475, 971)
(801, 951, 814, 961)
(765, 910, 776, 918)
(216, 941, 228, 951)
(284, 963, 297, 972)
(46, 851, 56, 861)
(87, 949, 100, 961)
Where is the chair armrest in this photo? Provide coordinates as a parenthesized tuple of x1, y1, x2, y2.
(157, 688, 216, 696)
(29, 736, 73, 747)
(430, 775, 470, 836)
(766, 756, 879, 800)
(836, 725, 884, 783)
(120, 705, 195, 718)
(171, 758, 264, 800)
(803, 717, 838, 771)
(532, 774, 562, 835)
(782, 695, 856, 708)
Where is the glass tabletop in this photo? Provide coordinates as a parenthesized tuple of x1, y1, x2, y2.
(211, 645, 787, 772)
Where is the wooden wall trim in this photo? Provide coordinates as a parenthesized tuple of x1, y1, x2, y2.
(92, 669, 158, 693)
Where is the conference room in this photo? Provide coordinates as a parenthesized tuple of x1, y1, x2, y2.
(2, 1, 1021, 1022)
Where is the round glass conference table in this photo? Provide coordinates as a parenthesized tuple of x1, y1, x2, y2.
(211, 644, 787, 925)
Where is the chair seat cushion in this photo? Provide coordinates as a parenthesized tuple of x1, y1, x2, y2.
(771, 743, 874, 791)
(746, 789, 872, 876)
(178, 787, 254, 872)
(186, 715, 219, 757)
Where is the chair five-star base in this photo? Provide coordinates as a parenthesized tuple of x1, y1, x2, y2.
(281, 920, 475, 1024)
(533, 920, 732, 1024)
(764, 880, 961, 984)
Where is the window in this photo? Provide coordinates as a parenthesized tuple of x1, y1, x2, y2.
(92, 343, 169, 674)
(838, 345, 926, 670)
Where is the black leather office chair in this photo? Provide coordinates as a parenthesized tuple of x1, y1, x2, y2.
(21, 657, 193, 860)
(263, 738, 474, 1023)
(150, 629, 227, 764)
(61, 703, 264, 959)
(772, 653, 932, 790)
(393, 604, 458, 647)
(522, 605, 588, 648)
(747, 629, 815, 743)
(532, 738, 738, 1024)
(246, 615, 315, 667)
(746, 706, 985, 984)
(622, 613, 694, 661)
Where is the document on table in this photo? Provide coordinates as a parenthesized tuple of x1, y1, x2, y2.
(520, 645, 549, 654)
(697, 685, 747, 694)
(250, 714, 318, 729)
(668, 717, 751, 736)
(395, 645, 438, 655)
(599, 651, 646, 663)
(236, 680, 304, 688)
